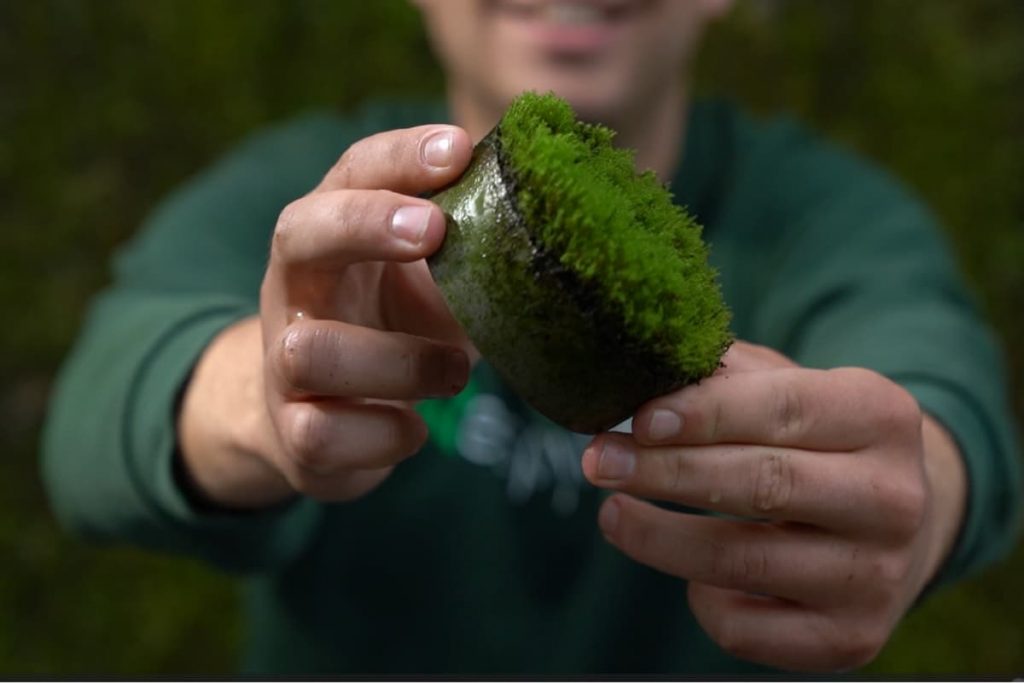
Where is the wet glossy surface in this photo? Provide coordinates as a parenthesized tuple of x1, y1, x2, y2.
(429, 130, 685, 434)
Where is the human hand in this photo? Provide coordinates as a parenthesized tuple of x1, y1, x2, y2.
(178, 125, 475, 508)
(581, 341, 967, 672)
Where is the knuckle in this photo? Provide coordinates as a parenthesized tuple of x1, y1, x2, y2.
(869, 550, 912, 589)
(814, 614, 884, 671)
(377, 414, 422, 461)
(895, 484, 928, 539)
(708, 539, 731, 580)
(876, 380, 923, 441)
(287, 406, 332, 471)
(707, 538, 770, 587)
(889, 388, 924, 441)
(840, 368, 923, 441)
(276, 326, 343, 394)
(712, 619, 752, 660)
(272, 200, 302, 257)
(402, 413, 430, 454)
(833, 366, 883, 388)
(330, 145, 359, 187)
(900, 481, 928, 535)
(276, 327, 312, 391)
(287, 470, 320, 497)
(664, 449, 688, 496)
(687, 387, 725, 442)
(330, 188, 369, 229)
(874, 472, 928, 539)
(687, 397, 721, 443)
(670, 387, 718, 442)
(276, 327, 316, 392)
(771, 380, 806, 442)
(835, 625, 886, 669)
(397, 133, 422, 170)
(749, 451, 794, 514)
(708, 397, 725, 442)
(726, 542, 771, 587)
(831, 366, 875, 385)
(618, 513, 653, 559)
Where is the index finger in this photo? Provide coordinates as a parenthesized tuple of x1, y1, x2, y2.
(633, 366, 921, 451)
(317, 125, 473, 196)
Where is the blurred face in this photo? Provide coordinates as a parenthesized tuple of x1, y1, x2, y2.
(415, 0, 731, 128)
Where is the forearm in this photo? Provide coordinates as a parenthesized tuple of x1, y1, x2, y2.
(42, 288, 319, 570)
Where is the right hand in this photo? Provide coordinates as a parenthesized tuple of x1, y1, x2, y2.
(178, 125, 475, 509)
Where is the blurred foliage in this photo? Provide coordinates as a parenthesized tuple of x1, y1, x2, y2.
(0, 0, 1021, 675)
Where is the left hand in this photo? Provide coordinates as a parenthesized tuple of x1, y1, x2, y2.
(582, 341, 967, 672)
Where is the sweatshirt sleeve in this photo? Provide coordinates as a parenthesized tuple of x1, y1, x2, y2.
(41, 112, 356, 574)
(743, 124, 1022, 588)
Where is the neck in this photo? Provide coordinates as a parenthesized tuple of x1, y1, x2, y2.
(448, 81, 689, 183)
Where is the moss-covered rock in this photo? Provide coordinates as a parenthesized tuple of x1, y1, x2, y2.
(429, 92, 732, 433)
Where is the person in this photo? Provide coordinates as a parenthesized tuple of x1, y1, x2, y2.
(42, 0, 1021, 674)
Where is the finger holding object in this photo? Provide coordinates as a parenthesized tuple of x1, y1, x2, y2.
(269, 319, 469, 400)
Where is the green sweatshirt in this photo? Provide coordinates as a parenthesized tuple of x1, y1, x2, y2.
(42, 99, 1021, 675)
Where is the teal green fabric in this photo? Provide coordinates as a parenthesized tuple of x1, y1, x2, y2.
(42, 99, 1021, 674)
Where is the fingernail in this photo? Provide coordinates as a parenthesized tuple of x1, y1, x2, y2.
(599, 498, 620, 534)
(391, 205, 432, 244)
(648, 409, 681, 442)
(422, 130, 454, 168)
(597, 441, 635, 480)
(445, 349, 469, 393)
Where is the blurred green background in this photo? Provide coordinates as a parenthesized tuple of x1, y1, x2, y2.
(1, 0, 1022, 674)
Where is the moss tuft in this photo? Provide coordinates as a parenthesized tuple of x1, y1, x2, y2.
(497, 91, 732, 377)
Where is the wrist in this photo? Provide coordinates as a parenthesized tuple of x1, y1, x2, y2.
(919, 414, 969, 589)
(177, 315, 294, 509)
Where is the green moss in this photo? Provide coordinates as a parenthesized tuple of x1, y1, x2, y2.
(497, 92, 731, 377)
(430, 92, 733, 430)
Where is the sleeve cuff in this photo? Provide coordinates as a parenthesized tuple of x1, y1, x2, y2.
(897, 374, 1021, 592)
(123, 300, 322, 574)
